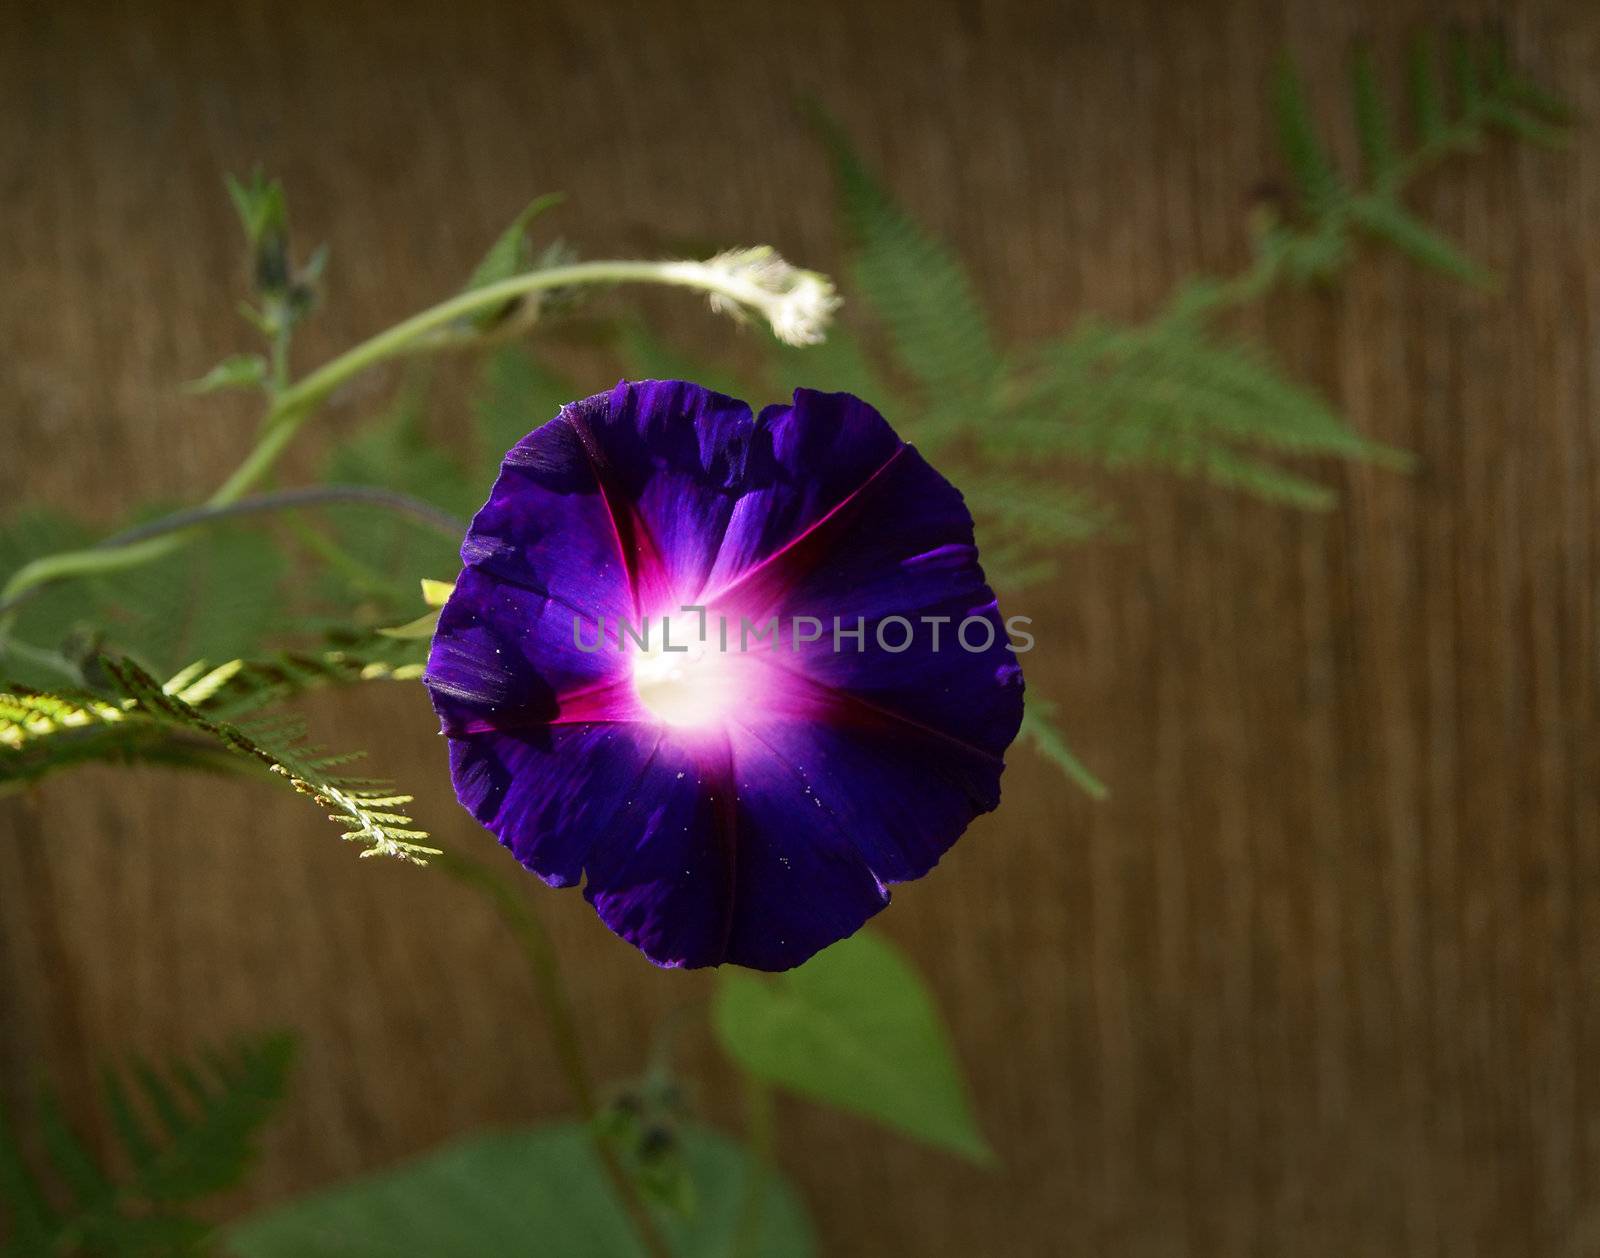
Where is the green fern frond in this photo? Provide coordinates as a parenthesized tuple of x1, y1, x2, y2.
(172, 645, 428, 720)
(988, 311, 1406, 509)
(0, 1033, 293, 1257)
(1275, 58, 1345, 216)
(325, 381, 478, 519)
(1346, 195, 1492, 287)
(105, 658, 438, 862)
(815, 114, 1002, 439)
(0, 657, 437, 862)
(0, 510, 294, 690)
(1271, 29, 1570, 283)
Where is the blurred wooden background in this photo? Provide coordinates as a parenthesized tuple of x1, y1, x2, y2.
(3, 0, 1597, 1253)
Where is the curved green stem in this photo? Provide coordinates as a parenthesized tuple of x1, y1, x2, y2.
(274, 259, 778, 423)
(0, 257, 790, 623)
(430, 849, 674, 1258)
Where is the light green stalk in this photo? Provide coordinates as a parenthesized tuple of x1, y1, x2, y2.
(0, 253, 837, 634)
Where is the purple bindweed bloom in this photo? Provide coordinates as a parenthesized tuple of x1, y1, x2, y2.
(424, 381, 1024, 971)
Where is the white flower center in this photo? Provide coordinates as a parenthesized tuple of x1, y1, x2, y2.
(631, 637, 739, 729)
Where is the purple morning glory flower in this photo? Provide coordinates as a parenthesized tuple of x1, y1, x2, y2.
(424, 381, 1024, 971)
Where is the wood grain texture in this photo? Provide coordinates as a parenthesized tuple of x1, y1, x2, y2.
(2, 0, 1597, 1254)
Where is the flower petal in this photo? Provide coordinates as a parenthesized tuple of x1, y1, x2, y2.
(426, 567, 635, 736)
(458, 408, 635, 623)
(565, 380, 755, 611)
(454, 717, 893, 970)
(447, 723, 659, 888)
(429, 382, 1028, 972)
(702, 389, 903, 596)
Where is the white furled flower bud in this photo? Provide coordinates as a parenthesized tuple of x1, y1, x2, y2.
(664, 247, 841, 346)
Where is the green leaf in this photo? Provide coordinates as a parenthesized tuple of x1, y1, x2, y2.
(989, 313, 1406, 514)
(1348, 196, 1494, 287)
(224, 170, 288, 251)
(1, 658, 439, 861)
(317, 385, 475, 615)
(460, 194, 565, 332)
(326, 386, 477, 519)
(420, 578, 455, 608)
(103, 1069, 158, 1172)
(1274, 58, 1343, 215)
(1, 506, 294, 687)
(33, 1085, 110, 1207)
(1, 648, 425, 798)
(377, 609, 440, 640)
(1449, 27, 1482, 115)
(0, 509, 95, 687)
(465, 194, 565, 295)
(1480, 98, 1569, 148)
(130, 1033, 294, 1202)
(93, 522, 290, 675)
(0, 1097, 56, 1251)
(714, 930, 992, 1163)
(962, 473, 1111, 590)
(226, 1123, 814, 1258)
(184, 353, 268, 395)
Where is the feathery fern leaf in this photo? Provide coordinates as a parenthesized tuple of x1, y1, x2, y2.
(815, 113, 1001, 439)
(106, 657, 438, 862)
(1272, 30, 1570, 283)
(0, 1033, 293, 1257)
(1407, 31, 1448, 146)
(0, 657, 437, 862)
(1275, 59, 1345, 217)
(1346, 195, 1492, 287)
(989, 312, 1406, 509)
(0, 512, 292, 690)
(93, 523, 291, 677)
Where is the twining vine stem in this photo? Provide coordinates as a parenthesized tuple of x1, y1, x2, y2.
(0, 258, 794, 639)
(0, 257, 822, 1252)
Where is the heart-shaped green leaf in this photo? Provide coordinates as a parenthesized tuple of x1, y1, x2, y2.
(226, 1122, 813, 1258)
(714, 930, 992, 1163)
